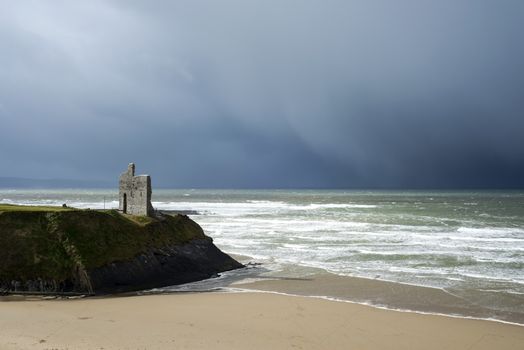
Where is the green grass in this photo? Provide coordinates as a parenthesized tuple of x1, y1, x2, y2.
(124, 213, 155, 226)
(0, 204, 75, 212)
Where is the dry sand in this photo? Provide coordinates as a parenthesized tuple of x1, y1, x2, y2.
(1, 292, 523, 350)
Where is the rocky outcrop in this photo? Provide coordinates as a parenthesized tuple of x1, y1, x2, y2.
(89, 238, 242, 293)
(0, 207, 242, 295)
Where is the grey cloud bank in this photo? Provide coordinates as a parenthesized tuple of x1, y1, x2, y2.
(1, 1, 523, 188)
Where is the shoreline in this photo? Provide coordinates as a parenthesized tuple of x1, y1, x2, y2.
(3, 286, 524, 328)
(1, 292, 524, 350)
(227, 288, 524, 328)
(235, 274, 524, 325)
(3, 256, 523, 326)
(221, 255, 524, 326)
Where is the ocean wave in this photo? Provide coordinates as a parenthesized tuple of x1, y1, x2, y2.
(151, 200, 377, 215)
(457, 226, 524, 236)
(351, 251, 479, 267)
(449, 235, 524, 243)
(458, 273, 524, 285)
(288, 203, 378, 210)
(0, 199, 119, 210)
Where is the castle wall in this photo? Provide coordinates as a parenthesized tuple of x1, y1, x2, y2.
(119, 164, 153, 216)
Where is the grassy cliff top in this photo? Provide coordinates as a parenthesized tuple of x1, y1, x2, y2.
(0, 205, 207, 283)
(0, 204, 74, 212)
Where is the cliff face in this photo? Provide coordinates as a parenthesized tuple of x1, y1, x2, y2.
(0, 206, 242, 294)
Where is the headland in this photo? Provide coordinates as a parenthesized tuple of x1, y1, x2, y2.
(0, 204, 242, 294)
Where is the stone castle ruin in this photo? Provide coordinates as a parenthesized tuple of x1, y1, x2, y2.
(119, 163, 153, 216)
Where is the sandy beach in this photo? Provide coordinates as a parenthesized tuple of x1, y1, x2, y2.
(234, 272, 524, 324)
(1, 292, 523, 350)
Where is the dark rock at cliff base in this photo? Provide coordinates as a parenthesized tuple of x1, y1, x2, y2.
(0, 205, 243, 295)
(89, 238, 241, 293)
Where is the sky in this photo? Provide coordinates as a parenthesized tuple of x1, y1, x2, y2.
(1, 1, 523, 188)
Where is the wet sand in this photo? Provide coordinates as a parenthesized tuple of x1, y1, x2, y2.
(1, 292, 523, 350)
(234, 272, 524, 324)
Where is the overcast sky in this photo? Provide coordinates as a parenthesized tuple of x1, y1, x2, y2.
(1, 1, 523, 188)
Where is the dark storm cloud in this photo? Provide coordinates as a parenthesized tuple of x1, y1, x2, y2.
(1, 1, 523, 188)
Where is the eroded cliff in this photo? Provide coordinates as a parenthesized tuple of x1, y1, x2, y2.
(0, 205, 242, 294)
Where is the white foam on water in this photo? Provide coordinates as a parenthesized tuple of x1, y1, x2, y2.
(459, 273, 524, 285)
(152, 200, 377, 215)
(457, 226, 524, 236)
(286, 203, 378, 210)
(1, 199, 119, 210)
(448, 235, 524, 243)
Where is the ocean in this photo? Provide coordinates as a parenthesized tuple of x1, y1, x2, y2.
(1, 189, 523, 323)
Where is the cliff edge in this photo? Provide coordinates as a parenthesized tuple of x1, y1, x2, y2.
(0, 204, 243, 294)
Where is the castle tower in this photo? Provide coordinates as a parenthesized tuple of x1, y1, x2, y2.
(118, 163, 153, 216)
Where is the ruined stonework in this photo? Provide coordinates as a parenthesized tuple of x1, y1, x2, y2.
(119, 163, 153, 216)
